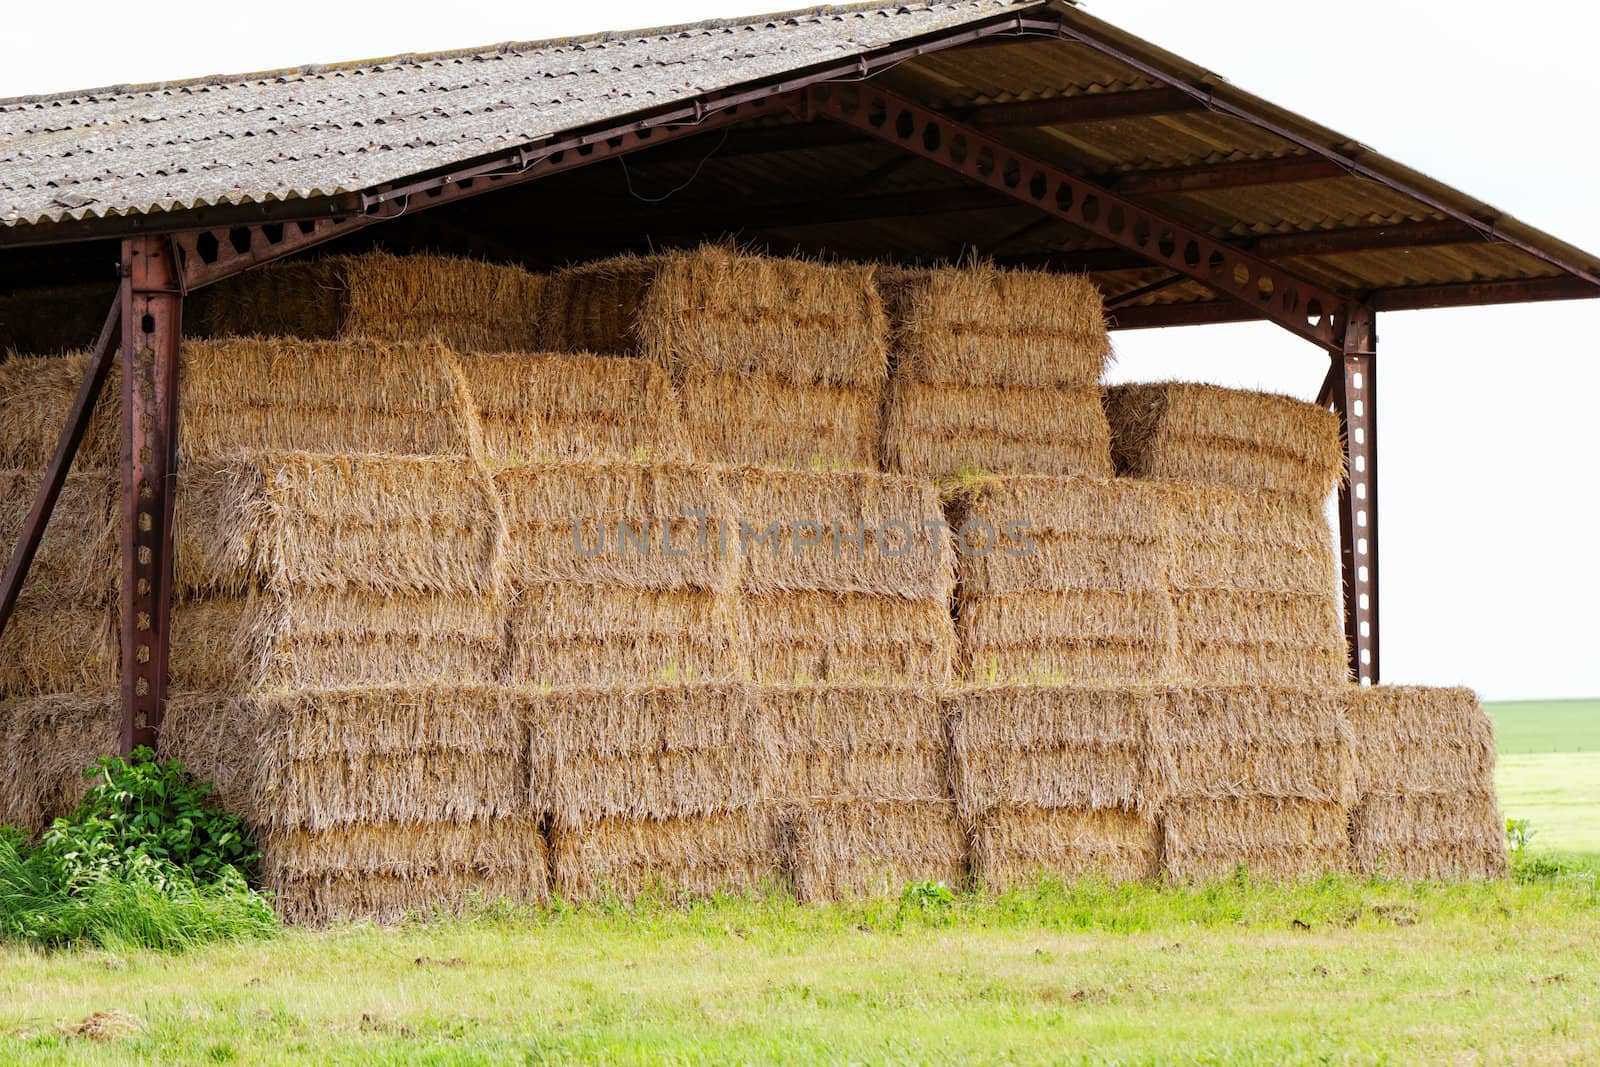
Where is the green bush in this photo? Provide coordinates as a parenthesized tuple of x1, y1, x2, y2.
(0, 749, 276, 951)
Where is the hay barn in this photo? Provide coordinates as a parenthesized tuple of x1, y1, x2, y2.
(2, 0, 1595, 916)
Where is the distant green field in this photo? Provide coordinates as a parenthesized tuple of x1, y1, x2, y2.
(1488, 699, 1599, 855)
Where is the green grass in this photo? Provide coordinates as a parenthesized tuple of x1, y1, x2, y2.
(1489, 699, 1600, 857)
(2, 871, 1599, 1065)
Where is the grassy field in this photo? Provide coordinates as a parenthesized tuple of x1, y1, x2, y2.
(1489, 698, 1600, 855)
(3, 871, 1599, 1065)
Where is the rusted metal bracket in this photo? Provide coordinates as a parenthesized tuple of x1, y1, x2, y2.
(803, 82, 1355, 353)
(1329, 306, 1379, 683)
(118, 236, 183, 751)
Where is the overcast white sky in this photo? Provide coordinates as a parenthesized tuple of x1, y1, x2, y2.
(2, 1, 1595, 699)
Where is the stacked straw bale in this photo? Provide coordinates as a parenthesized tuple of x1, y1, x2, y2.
(880, 264, 1113, 479)
(1105, 382, 1344, 503)
(541, 246, 890, 469)
(1150, 687, 1353, 881)
(1164, 485, 1346, 688)
(949, 475, 1174, 685)
(495, 460, 744, 685)
(1341, 686, 1506, 879)
(951, 685, 1161, 887)
(0, 352, 120, 469)
(0, 692, 118, 832)
(164, 686, 546, 921)
(765, 685, 963, 900)
(729, 467, 956, 685)
(192, 252, 546, 352)
(525, 683, 777, 900)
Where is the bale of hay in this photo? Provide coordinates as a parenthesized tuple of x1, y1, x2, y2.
(193, 252, 546, 352)
(0, 469, 115, 602)
(780, 799, 967, 901)
(745, 593, 955, 686)
(949, 475, 1174, 684)
(453, 351, 689, 463)
(524, 683, 763, 831)
(0, 692, 117, 832)
(0, 352, 119, 469)
(1105, 382, 1344, 503)
(1165, 484, 1345, 688)
(1341, 686, 1505, 879)
(180, 338, 479, 460)
(536, 253, 664, 355)
(676, 367, 882, 470)
(948, 684, 1157, 820)
(0, 283, 116, 357)
(1152, 686, 1353, 881)
(0, 600, 116, 696)
(971, 806, 1160, 888)
(882, 379, 1113, 479)
(880, 263, 1111, 388)
(763, 684, 949, 803)
(505, 585, 746, 686)
(261, 818, 550, 923)
(550, 811, 779, 901)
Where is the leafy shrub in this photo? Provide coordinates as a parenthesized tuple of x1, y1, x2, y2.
(0, 750, 275, 950)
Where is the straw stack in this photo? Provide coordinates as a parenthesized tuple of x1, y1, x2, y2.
(1341, 686, 1506, 879)
(163, 686, 546, 922)
(0, 692, 118, 832)
(526, 683, 777, 900)
(766, 685, 963, 900)
(496, 460, 744, 685)
(1164, 486, 1346, 688)
(192, 252, 546, 352)
(0, 351, 119, 469)
(729, 468, 956, 685)
(542, 246, 890, 469)
(881, 264, 1113, 478)
(949, 475, 1174, 684)
(951, 685, 1161, 887)
(1151, 687, 1353, 881)
(1105, 382, 1344, 504)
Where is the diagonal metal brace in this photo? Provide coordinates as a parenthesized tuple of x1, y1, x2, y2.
(804, 82, 1355, 353)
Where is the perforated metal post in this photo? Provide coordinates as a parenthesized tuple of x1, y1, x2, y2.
(118, 237, 183, 752)
(1332, 307, 1379, 683)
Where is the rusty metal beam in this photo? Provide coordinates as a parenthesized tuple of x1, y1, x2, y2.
(118, 237, 182, 753)
(1107, 300, 1253, 330)
(1369, 275, 1599, 311)
(0, 297, 121, 641)
(805, 81, 1354, 351)
(1330, 307, 1379, 683)
(1111, 155, 1347, 195)
(964, 87, 1202, 129)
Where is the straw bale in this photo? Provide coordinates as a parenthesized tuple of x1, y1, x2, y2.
(957, 592, 1175, 685)
(494, 460, 734, 593)
(536, 253, 664, 355)
(262, 818, 549, 922)
(453, 351, 689, 463)
(0, 351, 119, 469)
(780, 799, 967, 901)
(762, 684, 950, 803)
(158, 692, 262, 812)
(1149, 686, 1353, 807)
(1106, 382, 1343, 502)
(745, 592, 955, 686)
(1162, 797, 1350, 882)
(639, 245, 890, 387)
(971, 806, 1160, 888)
(0, 284, 117, 357)
(677, 368, 881, 471)
(1351, 793, 1506, 880)
(0, 469, 115, 602)
(180, 338, 478, 459)
(504, 585, 746, 686)
(169, 590, 506, 694)
(195, 252, 546, 352)
(550, 811, 779, 901)
(0, 599, 116, 695)
(948, 684, 1157, 819)
(1171, 590, 1346, 688)
(1339, 686, 1496, 797)
(882, 380, 1113, 479)
(879, 263, 1111, 388)
(0, 692, 117, 832)
(524, 683, 763, 829)
(726, 466, 953, 600)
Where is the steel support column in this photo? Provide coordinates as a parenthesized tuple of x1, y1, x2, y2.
(118, 237, 183, 752)
(1330, 307, 1379, 683)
